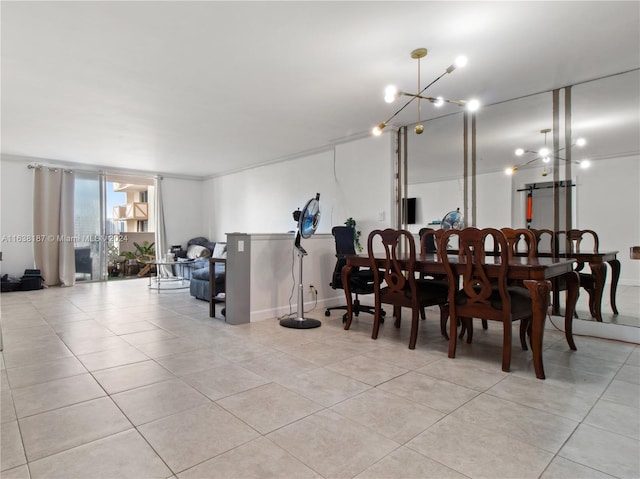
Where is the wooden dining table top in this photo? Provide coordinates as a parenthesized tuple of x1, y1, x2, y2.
(346, 252, 577, 280)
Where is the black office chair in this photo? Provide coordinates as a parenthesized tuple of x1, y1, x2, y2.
(325, 226, 384, 323)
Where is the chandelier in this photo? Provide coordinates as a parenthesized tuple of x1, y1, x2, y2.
(505, 128, 590, 176)
(373, 48, 480, 136)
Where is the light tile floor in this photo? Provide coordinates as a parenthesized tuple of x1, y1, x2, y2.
(1, 279, 638, 479)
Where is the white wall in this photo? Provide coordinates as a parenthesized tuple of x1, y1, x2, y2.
(575, 155, 640, 286)
(201, 134, 394, 321)
(248, 233, 340, 322)
(407, 170, 511, 235)
(0, 157, 36, 276)
(160, 177, 205, 249)
(204, 134, 394, 240)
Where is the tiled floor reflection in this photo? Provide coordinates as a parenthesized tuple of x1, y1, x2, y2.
(1, 279, 638, 478)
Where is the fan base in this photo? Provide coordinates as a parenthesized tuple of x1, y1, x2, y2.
(279, 317, 321, 329)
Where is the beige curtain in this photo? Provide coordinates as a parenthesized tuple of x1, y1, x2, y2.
(154, 176, 173, 277)
(33, 167, 76, 286)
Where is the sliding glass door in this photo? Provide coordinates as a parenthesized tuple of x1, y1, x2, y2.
(73, 172, 107, 281)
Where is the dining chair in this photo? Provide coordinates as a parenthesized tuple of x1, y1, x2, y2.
(417, 228, 451, 337)
(368, 228, 449, 350)
(530, 228, 555, 257)
(501, 227, 537, 260)
(440, 227, 533, 372)
(556, 229, 600, 318)
(463, 227, 539, 345)
(419, 228, 452, 338)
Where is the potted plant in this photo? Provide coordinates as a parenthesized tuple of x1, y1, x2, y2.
(119, 250, 137, 265)
(133, 241, 155, 263)
(344, 217, 363, 252)
(133, 241, 156, 277)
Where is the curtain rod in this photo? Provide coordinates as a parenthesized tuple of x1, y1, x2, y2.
(27, 163, 73, 173)
(26, 162, 163, 180)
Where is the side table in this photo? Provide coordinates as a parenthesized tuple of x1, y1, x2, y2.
(147, 260, 191, 292)
(209, 257, 226, 318)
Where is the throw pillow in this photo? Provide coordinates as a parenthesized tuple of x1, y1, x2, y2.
(212, 243, 227, 259)
(187, 244, 211, 259)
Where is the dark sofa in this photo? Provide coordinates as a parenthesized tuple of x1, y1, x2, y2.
(177, 237, 226, 301)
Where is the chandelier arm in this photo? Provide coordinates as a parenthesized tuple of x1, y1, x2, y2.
(377, 69, 451, 128)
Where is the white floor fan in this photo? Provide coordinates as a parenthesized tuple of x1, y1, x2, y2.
(280, 193, 322, 329)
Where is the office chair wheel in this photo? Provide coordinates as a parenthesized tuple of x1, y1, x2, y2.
(324, 309, 331, 317)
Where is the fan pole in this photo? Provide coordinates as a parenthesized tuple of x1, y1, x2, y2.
(280, 248, 321, 329)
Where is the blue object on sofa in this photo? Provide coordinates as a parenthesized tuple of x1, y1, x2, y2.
(181, 237, 226, 301)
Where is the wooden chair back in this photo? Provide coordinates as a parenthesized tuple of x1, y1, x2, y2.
(368, 228, 418, 309)
(501, 228, 537, 259)
(555, 229, 599, 254)
(441, 227, 510, 322)
(530, 228, 555, 257)
(419, 228, 445, 257)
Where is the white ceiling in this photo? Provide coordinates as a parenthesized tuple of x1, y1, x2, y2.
(2, 1, 639, 179)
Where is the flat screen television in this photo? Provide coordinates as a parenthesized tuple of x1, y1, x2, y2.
(402, 197, 416, 224)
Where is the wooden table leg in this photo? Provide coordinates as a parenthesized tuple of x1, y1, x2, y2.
(608, 259, 621, 315)
(551, 279, 561, 316)
(342, 265, 354, 330)
(524, 279, 552, 380)
(590, 262, 607, 322)
(563, 271, 579, 351)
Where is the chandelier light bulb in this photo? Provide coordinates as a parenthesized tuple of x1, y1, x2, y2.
(505, 166, 516, 175)
(466, 99, 480, 111)
(542, 156, 551, 163)
(434, 96, 444, 107)
(576, 137, 586, 147)
(372, 122, 386, 136)
(539, 147, 550, 157)
(580, 159, 591, 169)
(447, 55, 469, 73)
(455, 56, 468, 68)
(384, 85, 398, 103)
(515, 148, 524, 156)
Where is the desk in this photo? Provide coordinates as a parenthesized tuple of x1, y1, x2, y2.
(342, 253, 579, 380)
(552, 251, 620, 322)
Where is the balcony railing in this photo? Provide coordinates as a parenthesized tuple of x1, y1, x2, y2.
(113, 202, 148, 220)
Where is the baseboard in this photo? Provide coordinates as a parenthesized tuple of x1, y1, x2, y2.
(547, 314, 640, 344)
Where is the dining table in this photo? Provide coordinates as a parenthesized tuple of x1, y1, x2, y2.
(342, 252, 580, 380)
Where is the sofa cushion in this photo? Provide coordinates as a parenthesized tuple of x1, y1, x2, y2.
(192, 267, 210, 280)
(187, 244, 211, 259)
(191, 264, 225, 281)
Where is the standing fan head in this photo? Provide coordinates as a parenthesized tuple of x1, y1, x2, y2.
(299, 193, 321, 239)
(442, 208, 464, 230)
